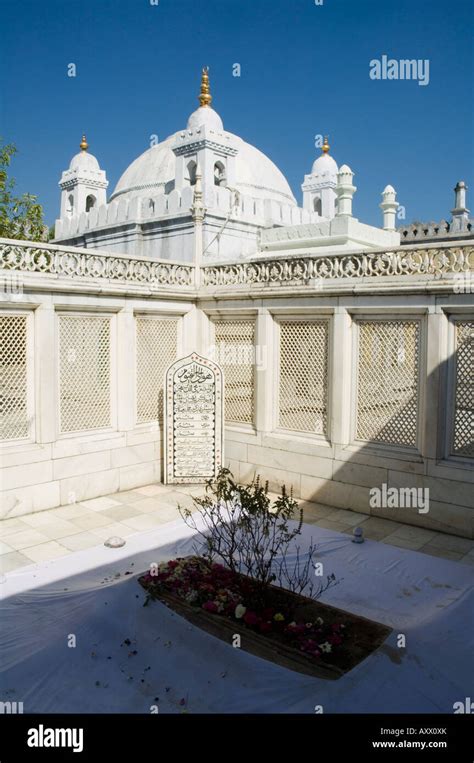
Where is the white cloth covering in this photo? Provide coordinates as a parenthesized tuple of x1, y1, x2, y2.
(1, 518, 473, 714)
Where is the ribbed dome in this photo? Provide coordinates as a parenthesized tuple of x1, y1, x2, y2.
(110, 131, 296, 206)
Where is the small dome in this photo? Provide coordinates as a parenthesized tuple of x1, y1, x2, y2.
(69, 151, 100, 172)
(187, 106, 223, 132)
(186, 68, 224, 131)
(312, 152, 338, 176)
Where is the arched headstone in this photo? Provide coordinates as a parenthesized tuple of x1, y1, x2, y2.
(164, 353, 224, 484)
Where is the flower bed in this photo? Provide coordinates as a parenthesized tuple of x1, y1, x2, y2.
(139, 556, 392, 680)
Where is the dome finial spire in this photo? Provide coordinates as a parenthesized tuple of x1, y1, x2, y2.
(80, 134, 88, 151)
(322, 136, 330, 154)
(198, 67, 212, 107)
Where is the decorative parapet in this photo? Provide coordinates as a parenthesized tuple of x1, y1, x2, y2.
(202, 246, 474, 287)
(56, 185, 316, 242)
(2, 239, 472, 294)
(398, 220, 473, 242)
(0, 239, 195, 288)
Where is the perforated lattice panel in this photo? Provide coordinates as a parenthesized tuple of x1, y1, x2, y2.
(356, 321, 420, 447)
(59, 315, 111, 433)
(0, 314, 29, 441)
(452, 321, 473, 457)
(278, 321, 329, 434)
(136, 317, 179, 423)
(213, 319, 255, 424)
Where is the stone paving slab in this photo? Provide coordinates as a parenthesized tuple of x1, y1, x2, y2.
(1, 483, 473, 573)
(1, 551, 31, 572)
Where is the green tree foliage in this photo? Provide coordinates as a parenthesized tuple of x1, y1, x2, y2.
(0, 139, 46, 241)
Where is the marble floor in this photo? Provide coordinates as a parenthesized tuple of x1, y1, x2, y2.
(1, 483, 473, 573)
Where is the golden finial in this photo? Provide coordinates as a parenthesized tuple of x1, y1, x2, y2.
(79, 134, 88, 151)
(322, 136, 330, 154)
(198, 67, 212, 107)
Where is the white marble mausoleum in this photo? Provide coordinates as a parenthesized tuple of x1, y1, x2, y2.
(1, 69, 473, 540)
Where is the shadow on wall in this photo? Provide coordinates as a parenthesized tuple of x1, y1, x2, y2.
(225, 333, 473, 540)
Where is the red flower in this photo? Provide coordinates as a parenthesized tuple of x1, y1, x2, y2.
(259, 621, 272, 634)
(301, 638, 317, 652)
(243, 610, 259, 626)
(202, 601, 218, 613)
(286, 622, 306, 635)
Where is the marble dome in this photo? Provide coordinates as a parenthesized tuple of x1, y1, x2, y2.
(110, 129, 296, 206)
(311, 152, 338, 176)
(110, 136, 177, 200)
(110, 68, 296, 206)
(69, 150, 100, 172)
(187, 105, 224, 131)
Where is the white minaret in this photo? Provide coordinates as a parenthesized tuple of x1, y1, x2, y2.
(302, 137, 338, 219)
(173, 68, 238, 204)
(380, 184, 398, 230)
(58, 135, 108, 221)
(451, 181, 470, 233)
(335, 165, 356, 217)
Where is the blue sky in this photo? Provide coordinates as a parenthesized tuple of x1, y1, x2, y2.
(1, 0, 473, 227)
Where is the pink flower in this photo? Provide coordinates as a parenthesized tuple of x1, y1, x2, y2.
(202, 601, 218, 613)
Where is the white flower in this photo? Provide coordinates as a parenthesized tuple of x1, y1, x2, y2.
(316, 617, 324, 626)
(184, 590, 198, 604)
(319, 642, 332, 653)
(235, 604, 246, 619)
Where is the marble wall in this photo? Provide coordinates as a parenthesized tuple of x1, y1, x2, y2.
(1, 238, 473, 538)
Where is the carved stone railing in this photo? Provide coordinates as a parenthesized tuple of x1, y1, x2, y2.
(2, 239, 473, 294)
(202, 246, 474, 287)
(0, 239, 195, 288)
